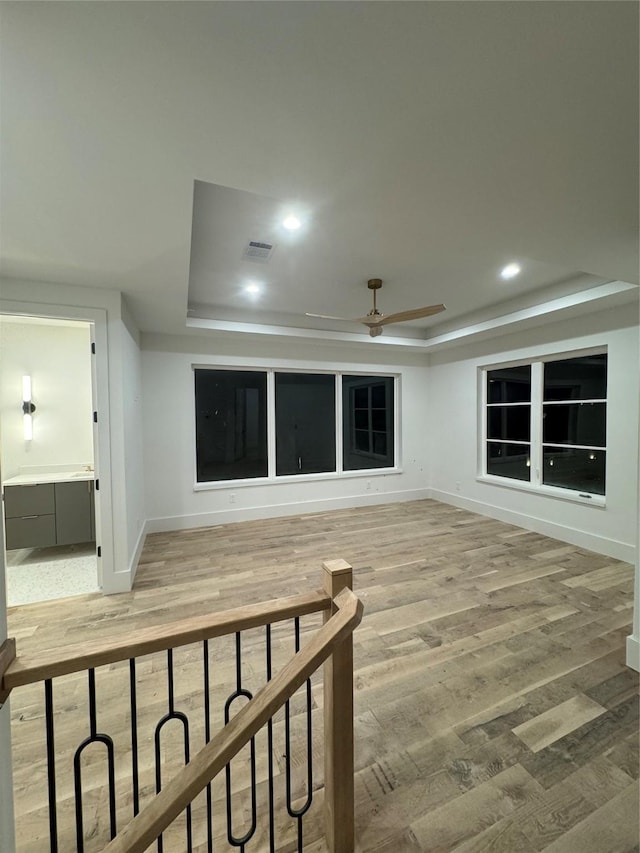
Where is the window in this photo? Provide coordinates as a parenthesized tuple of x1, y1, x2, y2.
(486, 365, 531, 482)
(275, 373, 336, 475)
(483, 352, 607, 497)
(343, 375, 394, 470)
(542, 354, 607, 495)
(195, 370, 268, 482)
(195, 368, 396, 483)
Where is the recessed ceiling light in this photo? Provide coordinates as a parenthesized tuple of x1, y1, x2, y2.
(282, 215, 301, 231)
(245, 282, 261, 295)
(500, 263, 521, 280)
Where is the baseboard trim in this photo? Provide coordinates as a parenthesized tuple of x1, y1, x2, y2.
(100, 523, 147, 595)
(427, 489, 635, 563)
(102, 570, 135, 595)
(627, 635, 640, 672)
(128, 521, 148, 584)
(146, 489, 432, 535)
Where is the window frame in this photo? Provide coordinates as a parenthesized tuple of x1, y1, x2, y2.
(478, 347, 608, 506)
(193, 367, 269, 484)
(344, 376, 395, 468)
(193, 364, 401, 489)
(354, 382, 389, 459)
(274, 371, 337, 476)
(485, 363, 532, 483)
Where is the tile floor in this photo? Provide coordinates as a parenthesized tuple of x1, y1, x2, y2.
(5, 543, 98, 605)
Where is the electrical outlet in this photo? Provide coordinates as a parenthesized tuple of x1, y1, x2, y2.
(366, 480, 372, 490)
(455, 481, 461, 492)
(229, 493, 236, 504)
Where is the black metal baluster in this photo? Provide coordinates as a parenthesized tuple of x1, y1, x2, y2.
(266, 624, 275, 852)
(154, 648, 193, 853)
(285, 617, 313, 853)
(203, 639, 213, 853)
(225, 632, 257, 852)
(44, 679, 58, 853)
(73, 668, 117, 852)
(129, 658, 140, 817)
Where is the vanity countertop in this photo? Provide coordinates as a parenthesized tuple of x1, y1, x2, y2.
(3, 471, 94, 487)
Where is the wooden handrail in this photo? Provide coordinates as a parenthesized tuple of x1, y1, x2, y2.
(0, 638, 16, 706)
(102, 587, 363, 853)
(3, 589, 331, 691)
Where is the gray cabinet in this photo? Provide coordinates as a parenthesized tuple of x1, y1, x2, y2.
(55, 481, 94, 546)
(4, 484, 56, 549)
(4, 483, 55, 518)
(4, 480, 95, 550)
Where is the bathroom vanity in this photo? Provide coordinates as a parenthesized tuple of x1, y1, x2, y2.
(2, 472, 95, 550)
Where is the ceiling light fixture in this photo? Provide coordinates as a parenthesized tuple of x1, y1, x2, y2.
(500, 262, 521, 280)
(282, 215, 301, 231)
(245, 282, 261, 295)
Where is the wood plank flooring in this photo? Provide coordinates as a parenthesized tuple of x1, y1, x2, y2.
(7, 499, 639, 852)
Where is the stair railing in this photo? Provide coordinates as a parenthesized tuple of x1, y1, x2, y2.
(2, 559, 362, 853)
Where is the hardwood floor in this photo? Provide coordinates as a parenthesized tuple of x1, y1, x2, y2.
(7, 499, 639, 852)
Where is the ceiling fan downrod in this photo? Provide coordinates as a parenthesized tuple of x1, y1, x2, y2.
(367, 278, 383, 317)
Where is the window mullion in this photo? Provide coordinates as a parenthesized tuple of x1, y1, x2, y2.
(480, 368, 487, 476)
(392, 376, 399, 467)
(368, 386, 373, 453)
(266, 370, 276, 479)
(336, 375, 343, 473)
(530, 361, 543, 486)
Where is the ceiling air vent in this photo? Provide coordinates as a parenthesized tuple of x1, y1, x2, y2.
(242, 240, 275, 263)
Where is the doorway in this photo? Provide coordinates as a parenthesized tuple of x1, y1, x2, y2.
(0, 314, 99, 605)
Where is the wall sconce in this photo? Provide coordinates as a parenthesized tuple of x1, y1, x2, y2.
(22, 375, 36, 441)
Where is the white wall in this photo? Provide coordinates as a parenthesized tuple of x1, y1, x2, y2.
(427, 304, 639, 562)
(142, 333, 430, 533)
(120, 307, 146, 581)
(0, 320, 93, 480)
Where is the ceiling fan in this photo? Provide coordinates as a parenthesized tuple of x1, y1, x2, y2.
(306, 279, 446, 337)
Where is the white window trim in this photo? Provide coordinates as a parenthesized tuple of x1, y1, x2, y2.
(477, 346, 607, 507)
(192, 365, 401, 489)
(477, 472, 607, 507)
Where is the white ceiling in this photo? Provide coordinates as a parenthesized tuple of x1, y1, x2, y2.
(1, 2, 638, 341)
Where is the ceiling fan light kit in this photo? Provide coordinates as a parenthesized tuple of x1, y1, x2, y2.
(306, 278, 446, 338)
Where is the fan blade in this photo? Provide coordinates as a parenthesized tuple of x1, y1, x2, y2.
(368, 303, 446, 326)
(305, 312, 352, 321)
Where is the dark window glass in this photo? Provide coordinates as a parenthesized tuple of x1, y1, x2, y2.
(354, 387, 367, 407)
(343, 375, 394, 470)
(487, 366, 531, 403)
(355, 431, 369, 452)
(275, 373, 335, 475)
(371, 384, 386, 408)
(543, 448, 605, 495)
(486, 442, 531, 482)
(487, 406, 531, 442)
(195, 370, 267, 482)
(372, 409, 386, 431)
(373, 433, 387, 455)
(544, 354, 607, 401)
(355, 410, 368, 430)
(543, 402, 606, 447)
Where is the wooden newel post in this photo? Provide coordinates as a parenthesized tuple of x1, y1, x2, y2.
(322, 559, 355, 853)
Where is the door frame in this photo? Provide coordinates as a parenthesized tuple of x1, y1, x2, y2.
(0, 301, 115, 592)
